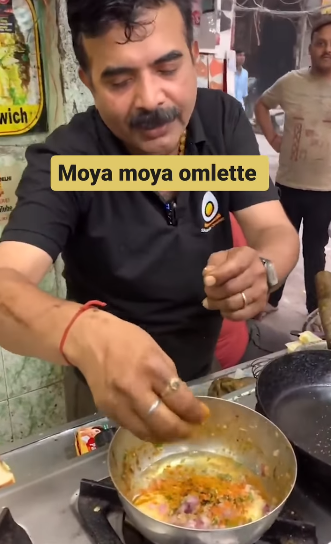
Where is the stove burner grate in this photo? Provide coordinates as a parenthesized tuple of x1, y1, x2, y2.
(0, 507, 33, 544)
(77, 478, 318, 544)
(262, 512, 317, 544)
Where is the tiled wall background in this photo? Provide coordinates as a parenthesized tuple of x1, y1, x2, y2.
(0, 263, 68, 444)
(0, 0, 73, 445)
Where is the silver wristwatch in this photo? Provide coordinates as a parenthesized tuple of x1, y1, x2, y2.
(260, 258, 278, 290)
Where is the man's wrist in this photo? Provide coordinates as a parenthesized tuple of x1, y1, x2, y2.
(62, 306, 120, 374)
(61, 306, 99, 369)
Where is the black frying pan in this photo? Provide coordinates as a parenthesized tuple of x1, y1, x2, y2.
(255, 350, 331, 485)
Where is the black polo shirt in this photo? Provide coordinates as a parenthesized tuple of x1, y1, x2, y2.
(1, 89, 278, 381)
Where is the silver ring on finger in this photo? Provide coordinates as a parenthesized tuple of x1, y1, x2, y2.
(147, 398, 162, 417)
(241, 291, 247, 309)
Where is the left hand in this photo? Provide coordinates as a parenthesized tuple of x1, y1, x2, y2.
(202, 247, 269, 321)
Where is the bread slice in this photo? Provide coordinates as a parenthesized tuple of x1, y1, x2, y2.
(0, 460, 15, 488)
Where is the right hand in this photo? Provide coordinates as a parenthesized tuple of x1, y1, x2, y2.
(270, 134, 282, 153)
(64, 309, 209, 443)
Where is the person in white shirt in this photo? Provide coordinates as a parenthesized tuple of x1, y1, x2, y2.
(235, 49, 248, 109)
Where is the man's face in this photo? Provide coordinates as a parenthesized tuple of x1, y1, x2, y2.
(309, 24, 331, 74)
(80, 3, 198, 155)
(236, 52, 245, 68)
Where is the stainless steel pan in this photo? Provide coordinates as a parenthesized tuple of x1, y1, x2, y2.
(108, 396, 297, 544)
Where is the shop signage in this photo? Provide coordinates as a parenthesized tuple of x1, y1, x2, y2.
(0, 163, 23, 226)
(0, 0, 45, 136)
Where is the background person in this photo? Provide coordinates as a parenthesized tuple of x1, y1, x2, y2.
(255, 17, 331, 317)
(235, 49, 248, 110)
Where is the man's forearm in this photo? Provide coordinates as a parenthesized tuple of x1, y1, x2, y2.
(255, 100, 277, 144)
(0, 268, 83, 365)
(250, 225, 299, 289)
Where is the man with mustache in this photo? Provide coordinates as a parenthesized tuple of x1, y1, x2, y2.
(0, 0, 299, 443)
(255, 17, 331, 318)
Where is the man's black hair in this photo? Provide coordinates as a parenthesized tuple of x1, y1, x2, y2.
(66, 0, 194, 71)
(235, 49, 245, 55)
(311, 15, 331, 41)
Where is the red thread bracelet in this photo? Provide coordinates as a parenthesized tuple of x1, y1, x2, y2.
(59, 300, 106, 365)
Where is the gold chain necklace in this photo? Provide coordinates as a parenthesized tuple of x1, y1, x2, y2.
(178, 130, 187, 155)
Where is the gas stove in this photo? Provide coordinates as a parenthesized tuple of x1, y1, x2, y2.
(69, 477, 323, 544)
(2, 465, 330, 544)
(1, 378, 331, 544)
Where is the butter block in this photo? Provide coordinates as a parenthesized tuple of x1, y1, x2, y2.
(299, 331, 322, 344)
(0, 459, 15, 488)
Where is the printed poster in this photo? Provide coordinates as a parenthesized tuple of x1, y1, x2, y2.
(0, 0, 15, 34)
(0, 0, 46, 136)
(0, 163, 23, 227)
(192, 0, 202, 41)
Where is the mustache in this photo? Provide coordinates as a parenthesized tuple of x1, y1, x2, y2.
(129, 106, 180, 130)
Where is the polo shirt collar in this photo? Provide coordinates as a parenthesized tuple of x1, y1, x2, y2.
(187, 105, 206, 145)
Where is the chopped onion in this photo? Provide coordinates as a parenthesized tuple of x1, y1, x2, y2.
(178, 495, 200, 514)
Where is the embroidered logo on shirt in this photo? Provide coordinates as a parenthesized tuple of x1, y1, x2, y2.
(201, 191, 224, 232)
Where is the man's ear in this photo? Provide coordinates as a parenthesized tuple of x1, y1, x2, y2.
(192, 40, 199, 63)
(79, 67, 93, 92)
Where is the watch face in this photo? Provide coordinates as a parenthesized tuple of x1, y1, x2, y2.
(265, 260, 278, 287)
(261, 258, 278, 287)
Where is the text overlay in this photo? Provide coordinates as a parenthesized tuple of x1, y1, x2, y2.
(51, 156, 269, 191)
